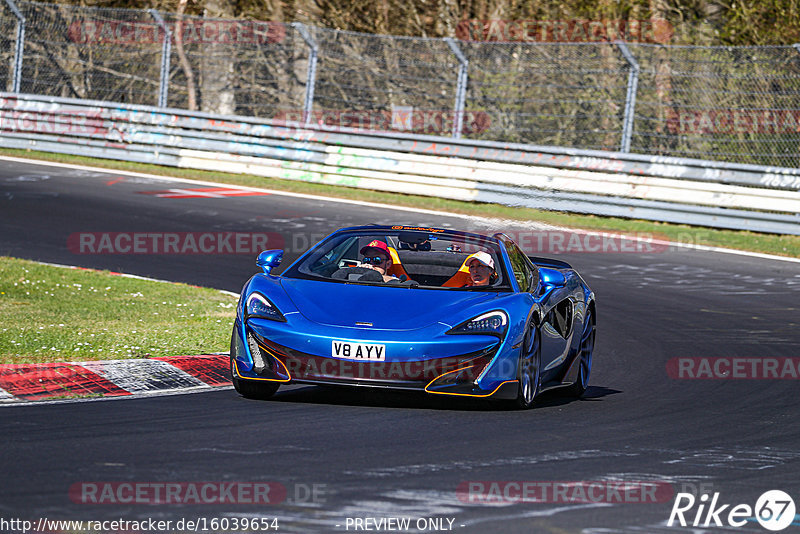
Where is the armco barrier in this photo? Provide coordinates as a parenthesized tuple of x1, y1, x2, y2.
(1, 93, 799, 235)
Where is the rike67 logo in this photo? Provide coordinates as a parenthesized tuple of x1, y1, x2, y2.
(668, 490, 796, 531)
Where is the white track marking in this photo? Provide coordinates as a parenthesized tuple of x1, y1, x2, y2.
(81, 359, 207, 392)
(0, 385, 233, 407)
(33, 260, 239, 297)
(7, 154, 799, 264)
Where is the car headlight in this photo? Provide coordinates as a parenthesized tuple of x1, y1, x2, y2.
(245, 293, 286, 322)
(447, 311, 508, 338)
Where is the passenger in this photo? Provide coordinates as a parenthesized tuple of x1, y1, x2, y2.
(359, 240, 399, 282)
(464, 251, 497, 287)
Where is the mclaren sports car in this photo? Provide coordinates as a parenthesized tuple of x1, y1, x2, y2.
(230, 225, 596, 408)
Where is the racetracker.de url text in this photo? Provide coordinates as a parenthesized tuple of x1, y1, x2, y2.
(0, 517, 279, 533)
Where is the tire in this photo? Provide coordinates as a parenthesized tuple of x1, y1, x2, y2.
(568, 306, 595, 398)
(515, 319, 541, 409)
(230, 354, 280, 400)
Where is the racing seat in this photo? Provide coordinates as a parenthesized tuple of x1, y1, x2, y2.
(386, 246, 411, 280)
(441, 252, 481, 287)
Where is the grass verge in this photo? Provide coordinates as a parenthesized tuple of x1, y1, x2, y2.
(0, 257, 237, 364)
(1, 147, 799, 258)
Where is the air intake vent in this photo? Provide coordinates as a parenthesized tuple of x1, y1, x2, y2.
(247, 333, 267, 373)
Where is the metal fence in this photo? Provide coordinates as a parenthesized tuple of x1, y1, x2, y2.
(1, 0, 799, 168)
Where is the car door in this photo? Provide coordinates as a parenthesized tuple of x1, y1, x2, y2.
(505, 240, 574, 383)
(502, 239, 561, 372)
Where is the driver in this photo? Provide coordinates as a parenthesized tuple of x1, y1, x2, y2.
(359, 240, 399, 283)
(464, 251, 497, 287)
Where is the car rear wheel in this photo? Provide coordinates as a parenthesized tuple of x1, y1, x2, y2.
(569, 307, 595, 398)
(515, 320, 541, 409)
(230, 355, 280, 400)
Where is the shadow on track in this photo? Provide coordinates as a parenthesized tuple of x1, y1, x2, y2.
(531, 385, 622, 409)
(232, 384, 621, 412)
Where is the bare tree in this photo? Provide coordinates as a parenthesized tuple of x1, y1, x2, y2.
(176, 0, 198, 110)
(200, 0, 236, 115)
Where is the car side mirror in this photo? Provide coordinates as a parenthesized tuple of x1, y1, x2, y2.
(256, 249, 283, 275)
(538, 267, 566, 289)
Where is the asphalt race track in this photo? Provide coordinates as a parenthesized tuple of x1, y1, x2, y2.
(1, 158, 800, 533)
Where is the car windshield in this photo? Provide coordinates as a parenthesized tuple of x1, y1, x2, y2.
(282, 228, 512, 291)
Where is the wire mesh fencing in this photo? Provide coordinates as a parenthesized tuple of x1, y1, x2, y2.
(629, 44, 800, 167)
(309, 27, 462, 137)
(2, 0, 800, 167)
(157, 12, 305, 116)
(16, 2, 164, 103)
(0, 0, 20, 92)
(461, 41, 633, 151)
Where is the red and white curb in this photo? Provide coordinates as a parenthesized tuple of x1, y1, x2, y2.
(0, 260, 238, 405)
(0, 354, 231, 405)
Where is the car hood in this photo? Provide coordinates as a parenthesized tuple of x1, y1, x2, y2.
(280, 278, 502, 330)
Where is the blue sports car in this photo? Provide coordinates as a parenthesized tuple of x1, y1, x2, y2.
(230, 225, 596, 408)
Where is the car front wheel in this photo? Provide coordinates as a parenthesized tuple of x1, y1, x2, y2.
(516, 320, 541, 409)
(568, 307, 595, 398)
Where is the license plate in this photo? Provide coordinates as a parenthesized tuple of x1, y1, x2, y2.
(331, 340, 386, 361)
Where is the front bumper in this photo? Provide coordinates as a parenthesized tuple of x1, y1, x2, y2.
(231, 319, 518, 400)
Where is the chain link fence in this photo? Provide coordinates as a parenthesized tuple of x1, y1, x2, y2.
(309, 28, 461, 135)
(1, 0, 799, 167)
(629, 44, 800, 167)
(158, 12, 307, 116)
(19, 3, 165, 102)
(463, 42, 634, 151)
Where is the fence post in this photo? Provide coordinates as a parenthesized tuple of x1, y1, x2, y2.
(5, 0, 25, 93)
(149, 9, 172, 108)
(616, 41, 639, 153)
(291, 23, 318, 126)
(444, 37, 468, 139)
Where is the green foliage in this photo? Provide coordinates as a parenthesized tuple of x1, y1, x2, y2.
(0, 257, 237, 364)
(718, 0, 800, 44)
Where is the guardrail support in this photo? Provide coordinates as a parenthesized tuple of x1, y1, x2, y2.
(5, 0, 25, 93)
(444, 37, 469, 139)
(292, 23, 318, 126)
(794, 43, 800, 54)
(149, 9, 172, 108)
(616, 41, 639, 153)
